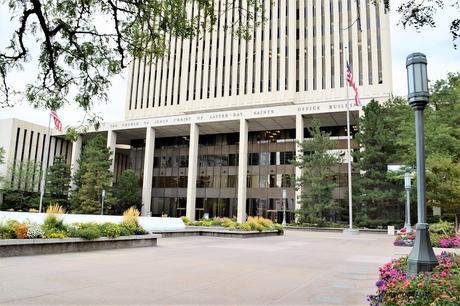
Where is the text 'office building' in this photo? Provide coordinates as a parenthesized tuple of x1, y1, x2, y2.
(2, 0, 392, 223)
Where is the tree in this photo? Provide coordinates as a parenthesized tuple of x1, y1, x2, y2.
(0, 0, 264, 113)
(353, 100, 402, 226)
(425, 154, 460, 215)
(45, 155, 71, 210)
(112, 169, 141, 215)
(1, 159, 42, 211)
(71, 134, 115, 214)
(374, 0, 460, 48)
(292, 120, 342, 225)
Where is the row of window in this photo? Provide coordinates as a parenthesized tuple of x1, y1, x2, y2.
(150, 196, 297, 221)
(127, 0, 385, 110)
(151, 174, 295, 189)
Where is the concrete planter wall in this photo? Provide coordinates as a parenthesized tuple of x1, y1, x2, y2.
(153, 228, 283, 238)
(0, 234, 160, 257)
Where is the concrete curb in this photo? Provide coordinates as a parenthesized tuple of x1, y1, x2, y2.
(0, 234, 160, 257)
(152, 228, 283, 238)
(285, 226, 387, 234)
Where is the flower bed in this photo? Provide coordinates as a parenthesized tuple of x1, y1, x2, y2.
(181, 216, 284, 233)
(368, 252, 460, 306)
(393, 221, 460, 248)
(0, 205, 147, 241)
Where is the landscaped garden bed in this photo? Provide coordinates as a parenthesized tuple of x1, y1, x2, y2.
(393, 220, 460, 248)
(0, 205, 158, 256)
(368, 252, 460, 306)
(181, 216, 284, 233)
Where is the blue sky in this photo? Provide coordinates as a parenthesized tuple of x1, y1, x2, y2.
(1, 1, 459, 127)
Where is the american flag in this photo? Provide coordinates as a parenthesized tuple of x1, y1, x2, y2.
(50, 111, 62, 131)
(346, 62, 361, 106)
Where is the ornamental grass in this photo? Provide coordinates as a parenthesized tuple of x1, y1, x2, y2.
(46, 203, 65, 215)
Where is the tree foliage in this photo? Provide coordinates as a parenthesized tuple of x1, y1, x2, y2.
(71, 134, 115, 214)
(45, 155, 71, 209)
(292, 120, 342, 225)
(0, 0, 264, 113)
(426, 153, 460, 214)
(353, 100, 402, 225)
(112, 169, 141, 215)
(2, 159, 41, 192)
(354, 73, 460, 219)
(374, 0, 460, 48)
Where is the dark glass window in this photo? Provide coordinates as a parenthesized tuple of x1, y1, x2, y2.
(229, 154, 239, 166)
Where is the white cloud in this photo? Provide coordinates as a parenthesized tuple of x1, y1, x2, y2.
(0, 2, 459, 127)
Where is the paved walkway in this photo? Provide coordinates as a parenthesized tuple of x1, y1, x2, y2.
(1, 231, 402, 305)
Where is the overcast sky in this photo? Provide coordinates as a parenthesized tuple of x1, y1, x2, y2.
(1, 1, 459, 128)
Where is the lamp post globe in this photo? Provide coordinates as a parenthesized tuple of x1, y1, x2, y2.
(405, 52, 437, 275)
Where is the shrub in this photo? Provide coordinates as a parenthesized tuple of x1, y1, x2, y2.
(78, 227, 101, 240)
(26, 223, 44, 238)
(222, 218, 238, 229)
(43, 215, 67, 232)
(368, 252, 460, 306)
(100, 223, 121, 238)
(119, 223, 134, 236)
(0, 220, 17, 239)
(430, 220, 455, 236)
(15, 224, 28, 239)
(238, 223, 252, 231)
(45, 231, 67, 239)
(273, 223, 284, 233)
(255, 223, 265, 232)
(181, 216, 192, 225)
(211, 218, 223, 226)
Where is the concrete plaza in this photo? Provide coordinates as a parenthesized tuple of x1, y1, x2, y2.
(1, 231, 401, 305)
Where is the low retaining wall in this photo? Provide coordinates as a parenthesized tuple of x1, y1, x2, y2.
(0, 211, 185, 231)
(152, 228, 283, 238)
(285, 226, 387, 234)
(0, 234, 160, 257)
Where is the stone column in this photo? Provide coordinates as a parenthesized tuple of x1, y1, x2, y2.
(295, 114, 304, 211)
(142, 127, 155, 216)
(186, 123, 199, 221)
(70, 136, 82, 190)
(237, 119, 248, 223)
(107, 130, 117, 175)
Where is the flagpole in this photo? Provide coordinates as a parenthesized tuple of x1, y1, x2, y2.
(39, 113, 51, 213)
(344, 46, 357, 234)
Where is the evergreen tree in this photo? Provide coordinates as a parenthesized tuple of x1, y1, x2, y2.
(71, 134, 116, 214)
(353, 100, 402, 226)
(45, 156, 71, 210)
(292, 120, 342, 225)
(112, 169, 142, 215)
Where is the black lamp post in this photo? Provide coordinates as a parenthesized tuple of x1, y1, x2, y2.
(406, 52, 438, 275)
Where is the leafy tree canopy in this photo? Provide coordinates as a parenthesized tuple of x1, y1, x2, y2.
(0, 0, 264, 114)
(375, 0, 460, 47)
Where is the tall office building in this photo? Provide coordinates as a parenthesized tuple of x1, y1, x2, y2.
(2, 1, 392, 222)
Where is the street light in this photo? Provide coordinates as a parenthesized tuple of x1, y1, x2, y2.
(101, 189, 106, 215)
(406, 52, 437, 275)
(404, 171, 413, 233)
